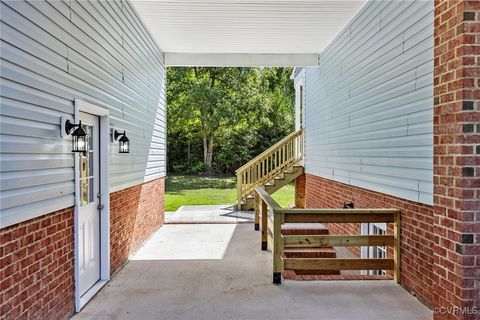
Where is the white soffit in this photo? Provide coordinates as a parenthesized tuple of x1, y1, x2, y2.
(130, 0, 367, 66)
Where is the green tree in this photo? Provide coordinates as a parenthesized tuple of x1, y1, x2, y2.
(167, 67, 294, 175)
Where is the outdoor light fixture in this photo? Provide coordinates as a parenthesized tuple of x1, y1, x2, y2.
(65, 120, 88, 153)
(113, 130, 130, 153)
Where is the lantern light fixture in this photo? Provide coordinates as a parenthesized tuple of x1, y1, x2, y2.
(113, 130, 130, 153)
(65, 120, 88, 153)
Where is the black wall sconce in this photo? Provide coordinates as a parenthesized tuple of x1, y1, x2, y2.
(65, 120, 88, 153)
(113, 130, 130, 153)
(343, 202, 355, 209)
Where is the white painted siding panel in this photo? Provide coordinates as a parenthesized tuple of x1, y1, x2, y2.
(0, 0, 166, 227)
(303, 0, 433, 204)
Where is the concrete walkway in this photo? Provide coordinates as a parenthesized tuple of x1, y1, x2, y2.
(165, 205, 253, 224)
(74, 222, 432, 320)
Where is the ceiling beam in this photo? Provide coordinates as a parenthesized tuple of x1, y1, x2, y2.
(165, 53, 319, 67)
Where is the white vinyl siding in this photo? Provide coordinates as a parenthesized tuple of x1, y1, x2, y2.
(0, 0, 166, 227)
(303, 0, 434, 204)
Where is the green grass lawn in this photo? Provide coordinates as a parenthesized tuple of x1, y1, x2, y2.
(165, 175, 295, 211)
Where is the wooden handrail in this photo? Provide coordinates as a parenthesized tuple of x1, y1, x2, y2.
(254, 186, 401, 286)
(255, 185, 282, 211)
(236, 129, 304, 210)
(235, 129, 303, 173)
(283, 235, 395, 247)
(275, 208, 400, 214)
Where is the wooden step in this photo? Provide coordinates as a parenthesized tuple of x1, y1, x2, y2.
(264, 165, 304, 194)
(282, 247, 340, 276)
(283, 258, 395, 271)
(283, 247, 336, 258)
(281, 223, 329, 236)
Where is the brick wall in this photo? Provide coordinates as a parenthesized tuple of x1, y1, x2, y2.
(305, 174, 436, 308)
(0, 208, 75, 320)
(0, 177, 165, 320)
(433, 1, 480, 319)
(110, 177, 165, 274)
(304, 175, 362, 256)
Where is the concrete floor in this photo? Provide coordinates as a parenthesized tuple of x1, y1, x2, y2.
(74, 223, 432, 320)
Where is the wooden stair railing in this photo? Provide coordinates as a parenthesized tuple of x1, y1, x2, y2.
(236, 129, 304, 210)
(254, 186, 401, 285)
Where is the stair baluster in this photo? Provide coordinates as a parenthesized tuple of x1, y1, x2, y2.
(236, 129, 304, 211)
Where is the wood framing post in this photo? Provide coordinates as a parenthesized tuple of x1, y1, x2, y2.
(254, 191, 260, 231)
(393, 212, 401, 284)
(295, 173, 306, 208)
(272, 211, 284, 285)
(261, 200, 268, 251)
(236, 173, 242, 211)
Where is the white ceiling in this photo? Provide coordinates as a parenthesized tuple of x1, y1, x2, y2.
(130, 0, 367, 66)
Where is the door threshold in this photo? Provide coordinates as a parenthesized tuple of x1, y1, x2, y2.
(78, 279, 108, 312)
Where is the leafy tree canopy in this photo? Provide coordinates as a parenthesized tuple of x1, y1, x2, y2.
(167, 67, 295, 175)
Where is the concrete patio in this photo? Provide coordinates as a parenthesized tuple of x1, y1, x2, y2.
(73, 217, 432, 320)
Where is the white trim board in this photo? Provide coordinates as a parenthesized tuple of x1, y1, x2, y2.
(73, 99, 111, 312)
(165, 53, 319, 67)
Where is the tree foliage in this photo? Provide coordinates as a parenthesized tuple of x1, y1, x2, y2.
(167, 67, 295, 175)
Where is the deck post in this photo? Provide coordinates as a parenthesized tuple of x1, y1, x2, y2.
(272, 210, 284, 285)
(393, 211, 401, 283)
(294, 173, 306, 208)
(254, 191, 260, 231)
(236, 173, 242, 211)
(261, 199, 268, 250)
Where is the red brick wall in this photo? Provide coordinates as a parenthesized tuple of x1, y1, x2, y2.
(304, 175, 362, 256)
(110, 177, 165, 274)
(433, 1, 480, 319)
(0, 177, 165, 320)
(305, 174, 436, 308)
(0, 208, 75, 320)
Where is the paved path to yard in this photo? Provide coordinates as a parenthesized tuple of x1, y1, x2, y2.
(74, 223, 432, 320)
(165, 204, 253, 224)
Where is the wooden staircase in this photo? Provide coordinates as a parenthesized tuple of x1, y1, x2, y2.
(241, 165, 304, 210)
(236, 129, 304, 211)
(236, 129, 341, 278)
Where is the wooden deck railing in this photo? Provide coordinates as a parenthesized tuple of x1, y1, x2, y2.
(254, 186, 401, 285)
(236, 129, 304, 210)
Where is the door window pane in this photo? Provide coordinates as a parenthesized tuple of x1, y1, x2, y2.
(80, 153, 88, 179)
(80, 178, 95, 206)
(87, 125, 93, 150)
(80, 178, 89, 206)
(88, 151, 94, 176)
(79, 122, 95, 206)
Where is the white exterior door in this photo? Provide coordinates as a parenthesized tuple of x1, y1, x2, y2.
(78, 112, 100, 296)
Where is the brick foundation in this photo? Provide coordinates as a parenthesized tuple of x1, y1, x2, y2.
(0, 177, 165, 320)
(110, 177, 165, 274)
(0, 208, 75, 320)
(305, 174, 436, 308)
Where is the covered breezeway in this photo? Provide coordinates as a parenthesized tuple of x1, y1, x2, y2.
(73, 218, 431, 320)
(73, 2, 433, 318)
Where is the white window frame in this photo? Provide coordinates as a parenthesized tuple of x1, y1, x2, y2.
(361, 222, 387, 275)
(294, 68, 305, 131)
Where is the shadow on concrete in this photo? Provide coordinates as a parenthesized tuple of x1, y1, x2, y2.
(74, 224, 432, 320)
